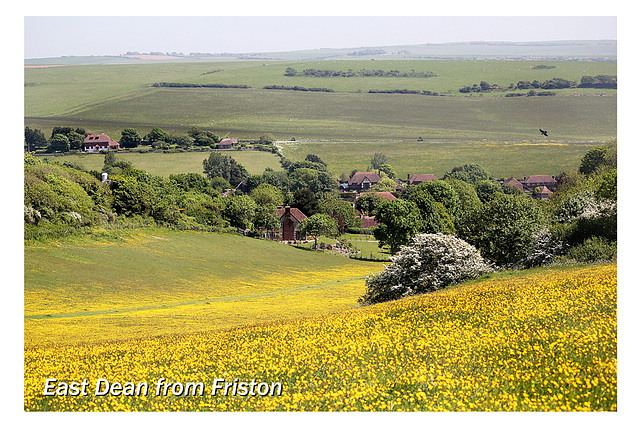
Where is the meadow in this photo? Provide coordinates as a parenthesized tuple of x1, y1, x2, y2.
(24, 262, 617, 411)
(25, 59, 616, 142)
(24, 228, 384, 348)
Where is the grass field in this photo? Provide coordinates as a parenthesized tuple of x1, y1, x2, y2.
(24, 262, 616, 411)
(39, 149, 282, 177)
(25, 59, 616, 141)
(278, 139, 604, 178)
(24, 228, 385, 347)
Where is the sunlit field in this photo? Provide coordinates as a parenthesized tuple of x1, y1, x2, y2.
(24, 263, 616, 411)
(24, 228, 384, 347)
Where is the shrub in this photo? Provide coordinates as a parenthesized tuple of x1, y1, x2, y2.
(360, 233, 493, 305)
(520, 228, 567, 268)
(566, 236, 617, 262)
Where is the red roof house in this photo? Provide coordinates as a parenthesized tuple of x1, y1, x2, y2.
(504, 176, 524, 192)
(523, 175, 557, 192)
(407, 174, 438, 185)
(82, 134, 119, 152)
(216, 137, 238, 149)
(373, 191, 397, 201)
(275, 206, 307, 241)
(348, 172, 381, 191)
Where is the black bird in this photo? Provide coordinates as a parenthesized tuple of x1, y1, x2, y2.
(539, 129, 548, 137)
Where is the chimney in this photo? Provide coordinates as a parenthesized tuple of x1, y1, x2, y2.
(407, 173, 411, 182)
(285, 206, 291, 216)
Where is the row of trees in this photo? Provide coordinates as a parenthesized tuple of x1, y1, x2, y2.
(284, 67, 437, 78)
(459, 75, 617, 93)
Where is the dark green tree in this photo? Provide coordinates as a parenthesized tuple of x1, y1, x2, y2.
(291, 187, 319, 217)
(373, 199, 423, 253)
(48, 134, 70, 152)
(24, 126, 47, 151)
(457, 192, 545, 266)
(145, 127, 169, 144)
(120, 128, 143, 148)
(371, 153, 388, 170)
(443, 163, 492, 184)
(202, 152, 249, 187)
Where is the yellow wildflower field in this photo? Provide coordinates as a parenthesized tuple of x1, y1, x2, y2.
(24, 229, 384, 347)
(24, 263, 616, 411)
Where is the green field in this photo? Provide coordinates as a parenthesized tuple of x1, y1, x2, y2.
(24, 228, 384, 347)
(277, 139, 603, 178)
(25, 59, 616, 141)
(39, 149, 282, 177)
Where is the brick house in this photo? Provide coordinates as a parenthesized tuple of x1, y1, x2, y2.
(82, 134, 119, 152)
(348, 172, 381, 191)
(272, 206, 307, 241)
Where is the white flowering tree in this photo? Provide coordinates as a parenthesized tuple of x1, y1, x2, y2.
(360, 233, 493, 305)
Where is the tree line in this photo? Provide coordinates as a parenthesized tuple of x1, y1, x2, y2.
(459, 75, 616, 93)
(284, 67, 437, 78)
(25, 125, 281, 153)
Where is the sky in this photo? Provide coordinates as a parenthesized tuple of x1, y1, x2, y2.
(23, 15, 617, 59)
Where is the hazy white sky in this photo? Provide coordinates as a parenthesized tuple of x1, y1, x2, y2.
(24, 16, 617, 59)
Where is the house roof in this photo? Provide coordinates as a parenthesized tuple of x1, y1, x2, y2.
(374, 191, 397, 201)
(538, 186, 552, 194)
(408, 174, 438, 185)
(524, 175, 556, 184)
(348, 172, 381, 185)
(277, 207, 307, 223)
(218, 137, 238, 146)
(83, 134, 114, 144)
(504, 176, 524, 190)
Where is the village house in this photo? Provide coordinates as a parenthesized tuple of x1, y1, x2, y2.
(407, 173, 438, 185)
(272, 206, 307, 241)
(522, 175, 558, 192)
(82, 134, 119, 152)
(216, 137, 239, 149)
(533, 186, 553, 200)
(503, 176, 524, 192)
(347, 172, 381, 192)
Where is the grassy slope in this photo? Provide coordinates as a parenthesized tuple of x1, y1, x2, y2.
(24, 262, 617, 411)
(24, 228, 384, 347)
(24, 59, 617, 139)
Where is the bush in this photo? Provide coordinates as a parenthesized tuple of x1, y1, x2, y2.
(520, 228, 567, 268)
(565, 237, 616, 262)
(360, 233, 493, 305)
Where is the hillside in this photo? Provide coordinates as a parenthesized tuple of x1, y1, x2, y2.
(24, 263, 617, 411)
(24, 228, 384, 347)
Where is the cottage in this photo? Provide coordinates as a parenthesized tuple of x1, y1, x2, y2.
(503, 176, 524, 192)
(348, 172, 381, 191)
(216, 137, 238, 149)
(522, 175, 557, 192)
(82, 134, 119, 152)
(407, 173, 438, 185)
(533, 186, 553, 200)
(274, 206, 307, 241)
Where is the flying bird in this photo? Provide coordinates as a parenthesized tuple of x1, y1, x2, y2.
(539, 129, 548, 137)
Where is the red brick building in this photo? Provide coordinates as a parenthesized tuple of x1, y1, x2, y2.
(275, 206, 307, 241)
